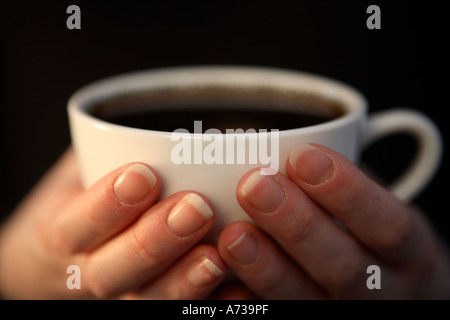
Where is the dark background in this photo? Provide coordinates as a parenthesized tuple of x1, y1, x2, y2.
(0, 1, 448, 241)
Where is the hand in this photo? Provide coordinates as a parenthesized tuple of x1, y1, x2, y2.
(218, 144, 450, 299)
(0, 148, 226, 299)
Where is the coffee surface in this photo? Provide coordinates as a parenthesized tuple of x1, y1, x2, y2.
(94, 108, 342, 132)
(90, 87, 346, 132)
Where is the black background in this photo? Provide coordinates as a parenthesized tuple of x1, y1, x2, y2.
(0, 1, 448, 243)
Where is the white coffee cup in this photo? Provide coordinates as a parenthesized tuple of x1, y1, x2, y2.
(68, 66, 442, 242)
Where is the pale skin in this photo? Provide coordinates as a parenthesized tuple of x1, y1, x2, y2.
(0, 144, 449, 299)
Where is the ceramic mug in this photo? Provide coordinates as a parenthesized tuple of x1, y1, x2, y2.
(67, 66, 442, 242)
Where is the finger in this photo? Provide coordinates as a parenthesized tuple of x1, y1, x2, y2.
(125, 245, 226, 299)
(85, 191, 215, 298)
(286, 143, 437, 266)
(48, 162, 161, 254)
(236, 169, 386, 298)
(16, 147, 82, 221)
(218, 222, 327, 299)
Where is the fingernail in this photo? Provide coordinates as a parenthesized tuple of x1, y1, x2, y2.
(167, 193, 214, 237)
(289, 144, 334, 185)
(185, 257, 224, 289)
(227, 231, 260, 266)
(241, 171, 285, 213)
(113, 163, 156, 205)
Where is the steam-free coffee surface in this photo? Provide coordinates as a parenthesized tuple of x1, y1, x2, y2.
(95, 108, 342, 133)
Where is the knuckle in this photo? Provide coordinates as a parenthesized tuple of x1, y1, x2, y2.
(254, 266, 284, 293)
(377, 211, 413, 253)
(85, 265, 115, 299)
(131, 228, 159, 267)
(168, 285, 191, 300)
(46, 219, 78, 255)
(85, 200, 111, 233)
(278, 209, 317, 245)
(326, 257, 367, 295)
(337, 180, 373, 219)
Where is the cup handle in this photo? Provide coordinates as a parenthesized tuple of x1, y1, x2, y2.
(364, 108, 442, 202)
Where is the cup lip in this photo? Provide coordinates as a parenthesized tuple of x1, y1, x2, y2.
(68, 65, 368, 137)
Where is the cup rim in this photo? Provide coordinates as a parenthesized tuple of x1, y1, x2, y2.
(68, 65, 368, 137)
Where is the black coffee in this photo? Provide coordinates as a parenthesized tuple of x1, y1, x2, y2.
(90, 87, 345, 132)
(95, 108, 341, 133)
